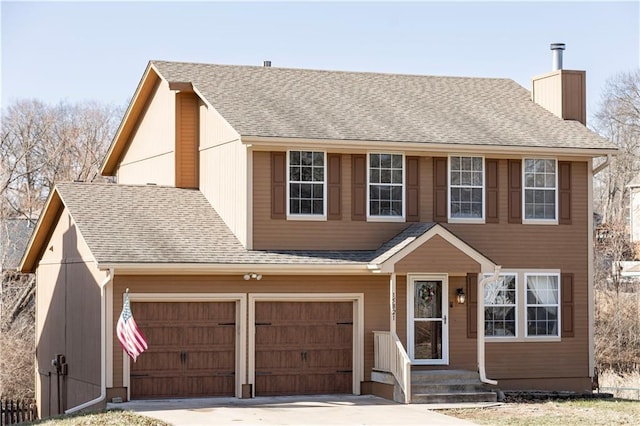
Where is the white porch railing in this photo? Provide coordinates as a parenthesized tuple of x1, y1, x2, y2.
(373, 331, 411, 403)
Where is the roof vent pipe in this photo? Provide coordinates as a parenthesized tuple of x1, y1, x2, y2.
(263, 60, 271, 67)
(550, 43, 565, 71)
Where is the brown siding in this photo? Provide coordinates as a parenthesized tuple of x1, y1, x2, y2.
(433, 157, 447, 222)
(110, 274, 389, 391)
(254, 152, 406, 250)
(395, 234, 482, 274)
(327, 153, 342, 220)
(175, 92, 199, 189)
(406, 156, 420, 222)
(271, 152, 286, 219)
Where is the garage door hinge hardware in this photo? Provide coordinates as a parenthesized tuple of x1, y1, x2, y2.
(255, 322, 272, 326)
(336, 370, 353, 373)
(218, 322, 236, 326)
(336, 321, 353, 325)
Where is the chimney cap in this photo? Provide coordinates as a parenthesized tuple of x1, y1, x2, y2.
(550, 43, 566, 51)
(263, 60, 272, 67)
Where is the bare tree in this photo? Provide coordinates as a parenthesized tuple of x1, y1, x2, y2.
(0, 98, 121, 399)
(592, 69, 640, 380)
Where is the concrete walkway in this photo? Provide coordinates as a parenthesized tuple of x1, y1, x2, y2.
(109, 394, 478, 425)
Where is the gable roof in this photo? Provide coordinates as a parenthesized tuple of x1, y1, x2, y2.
(103, 61, 615, 174)
(20, 183, 494, 275)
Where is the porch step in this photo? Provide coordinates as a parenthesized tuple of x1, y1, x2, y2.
(410, 370, 497, 404)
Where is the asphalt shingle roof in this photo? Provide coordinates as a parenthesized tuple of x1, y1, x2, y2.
(151, 60, 615, 151)
(56, 183, 380, 266)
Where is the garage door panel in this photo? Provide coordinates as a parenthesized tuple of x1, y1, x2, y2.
(130, 301, 236, 399)
(255, 301, 353, 396)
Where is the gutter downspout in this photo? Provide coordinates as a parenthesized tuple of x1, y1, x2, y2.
(478, 266, 501, 385)
(65, 268, 113, 414)
(593, 154, 612, 176)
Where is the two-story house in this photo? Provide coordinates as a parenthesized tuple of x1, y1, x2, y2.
(21, 45, 616, 417)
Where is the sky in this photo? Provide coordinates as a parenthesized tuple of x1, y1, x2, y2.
(1, 1, 639, 123)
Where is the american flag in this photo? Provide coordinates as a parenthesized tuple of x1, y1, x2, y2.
(116, 292, 148, 362)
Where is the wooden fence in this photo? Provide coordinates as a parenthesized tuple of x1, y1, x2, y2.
(0, 400, 37, 425)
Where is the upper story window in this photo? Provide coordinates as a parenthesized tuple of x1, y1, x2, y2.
(288, 150, 325, 217)
(524, 159, 557, 221)
(368, 153, 404, 219)
(449, 156, 484, 221)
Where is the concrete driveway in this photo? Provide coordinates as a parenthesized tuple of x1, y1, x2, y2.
(110, 394, 478, 425)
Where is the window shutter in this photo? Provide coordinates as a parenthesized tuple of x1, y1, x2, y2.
(406, 156, 420, 222)
(508, 159, 522, 223)
(351, 154, 367, 221)
(486, 159, 499, 223)
(433, 157, 448, 222)
(467, 273, 478, 338)
(559, 161, 572, 225)
(561, 273, 574, 337)
(327, 154, 342, 220)
(271, 152, 286, 219)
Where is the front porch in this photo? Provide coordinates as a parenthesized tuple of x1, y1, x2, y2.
(371, 331, 497, 404)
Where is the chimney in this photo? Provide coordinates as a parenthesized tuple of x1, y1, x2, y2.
(550, 43, 565, 70)
(531, 43, 586, 125)
(263, 60, 271, 67)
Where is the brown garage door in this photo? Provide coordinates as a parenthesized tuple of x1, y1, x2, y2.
(255, 301, 353, 396)
(130, 302, 236, 399)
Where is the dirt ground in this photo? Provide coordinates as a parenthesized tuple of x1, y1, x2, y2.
(443, 399, 640, 425)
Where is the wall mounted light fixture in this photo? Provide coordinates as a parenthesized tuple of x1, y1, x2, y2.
(243, 273, 262, 281)
(456, 288, 466, 304)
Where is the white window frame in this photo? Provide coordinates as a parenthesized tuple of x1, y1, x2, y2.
(367, 152, 405, 222)
(522, 158, 558, 225)
(286, 150, 327, 221)
(483, 273, 518, 339)
(483, 270, 561, 342)
(524, 273, 561, 338)
(448, 155, 485, 223)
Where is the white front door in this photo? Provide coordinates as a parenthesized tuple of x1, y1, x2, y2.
(408, 275, 449, 365)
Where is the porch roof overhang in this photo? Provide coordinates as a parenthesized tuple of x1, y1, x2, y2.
(367, 223, 497, 274)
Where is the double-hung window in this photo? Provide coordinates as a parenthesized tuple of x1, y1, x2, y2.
(484, 274, 517, 337)
(368, 153, 404, 219)
(288, 150, 325, 218)
(523, 159, 557, 222)
(525, 273, 560, 337)
(449, 156, 484, 221)
(483, 271, 561, 340)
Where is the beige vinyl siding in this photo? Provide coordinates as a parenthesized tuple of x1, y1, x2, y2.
(532, 70, 586, 125)
(35, 209, 107, 417)
(110, 275, 389, 391)
(117, 79, 175, 186)
(252, 151, 407, 250)
(198, 104, 248, 247)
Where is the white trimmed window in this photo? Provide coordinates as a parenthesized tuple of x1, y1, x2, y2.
(482, 271, 561, 341)
(525, 274, 560, 337)
(449, 156, 484, 220)
(484, 274, 517, 337)
(368, 153, 404, 218)
(524, 159, 557, 221)
(288, 150, 325, 217)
